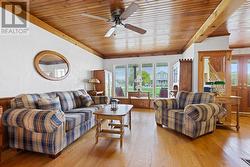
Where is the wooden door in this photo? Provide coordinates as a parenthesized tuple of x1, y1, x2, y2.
(231, 55, 250, 112)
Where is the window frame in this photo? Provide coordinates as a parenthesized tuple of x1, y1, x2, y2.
(113, 62, 169, 99)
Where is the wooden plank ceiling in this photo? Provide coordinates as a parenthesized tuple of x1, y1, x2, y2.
(26, 0, 223, 58)
(210, 0, 250, 48)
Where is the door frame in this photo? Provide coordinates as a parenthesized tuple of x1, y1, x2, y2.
(198, 50, 232, 96)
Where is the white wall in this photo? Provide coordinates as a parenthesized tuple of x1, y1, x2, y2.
(183, 44, 195, 59)
(0, 8, 103, 97)
(103, 54, 182, 92)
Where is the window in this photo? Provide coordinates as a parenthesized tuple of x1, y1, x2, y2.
(114, 62, 169, 98)
(114, 65, 126, 97)
(128, 64, 139, 92)
(231, 60, 238, 86)
(173, 66, 178, 84)
(142, 64, 154, 97)
(155, 63, 168, 98)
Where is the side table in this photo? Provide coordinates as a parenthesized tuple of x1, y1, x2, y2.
(215, 96, 241, 131)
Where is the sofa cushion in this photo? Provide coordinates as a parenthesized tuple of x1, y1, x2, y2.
(80, 94, 93, 107)
(3, 108, 65, 133)
(73, 90, 85, 108)
(66, 107, 98, 119)
(37, 97, 61, 111)
(10, 94, 40, 109)
(56, 91, 76, 111)
(184, 92, 214, 107)
(177, 91, 214, 109)
(65, 113, 89, 131)
(39, 92, 57, 99)
(10, 92, 57, 109)
(162, 109, 184, 123)
(68, 107, 98, 112)
(167, 109, 184, 119)
(177, 91, 189, 109)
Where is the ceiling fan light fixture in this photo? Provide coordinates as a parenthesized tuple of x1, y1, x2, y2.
(80, 2, 147, 38)
(105, 26, 116, 38)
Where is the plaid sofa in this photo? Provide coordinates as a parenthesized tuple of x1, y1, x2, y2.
(2, 89, 110, 156)
(154, 91, 227, 138)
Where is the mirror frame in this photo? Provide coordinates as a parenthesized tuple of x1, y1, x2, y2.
(34, 50, 70, 81)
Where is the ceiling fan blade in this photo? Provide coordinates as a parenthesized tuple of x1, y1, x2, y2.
(120, 2, 139, 20)
(124, 24, 146, 34)
(80, 13, 110, 22)
(105, 27, 116, 37)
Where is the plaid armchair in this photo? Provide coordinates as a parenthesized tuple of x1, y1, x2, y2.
(154, 91, 226, 138)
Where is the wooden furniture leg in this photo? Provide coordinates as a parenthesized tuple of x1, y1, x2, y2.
(236, 100, 240, 131)
(119, 117, 124, 148)
(49, 152, 61, 159)
(129, 109, 131, 130)
(95, 117, 100, 144)
(156, 122, 162, 126)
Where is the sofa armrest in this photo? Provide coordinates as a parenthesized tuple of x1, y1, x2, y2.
(154, 98, 178, 125)
(184, 103, 225, 122)
(91, 96, 110, 105)
(154, 98, 178, 110)
(2, 108, 65, 133)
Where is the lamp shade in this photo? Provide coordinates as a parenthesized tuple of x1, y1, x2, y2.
(88, 78, 100, 84)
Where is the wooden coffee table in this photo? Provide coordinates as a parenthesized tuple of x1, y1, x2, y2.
(93, 104, 133, 147)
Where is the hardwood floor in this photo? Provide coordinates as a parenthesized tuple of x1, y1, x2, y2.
(1, 109, 250, 167)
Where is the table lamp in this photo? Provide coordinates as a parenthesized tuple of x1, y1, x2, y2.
(88, 78, 100, 91)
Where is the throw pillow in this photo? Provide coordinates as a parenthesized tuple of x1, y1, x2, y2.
(37, 97, 62, 111)
(80, 94, 93, 107)
(73, 90, 86, 108)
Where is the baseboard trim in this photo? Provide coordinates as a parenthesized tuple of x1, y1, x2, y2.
(232, 111, 250, 115)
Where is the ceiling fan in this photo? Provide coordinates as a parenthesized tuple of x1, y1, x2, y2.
(80, 2, 147, 38)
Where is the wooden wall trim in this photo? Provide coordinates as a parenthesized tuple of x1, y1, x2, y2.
(232, 54, 250, 57)
(0, 97, 13, 111)
(104, 50, 182, 59)
(0, 3, 103, 58)
(183, 0, 246, 51)
(198, 50, 232, 54)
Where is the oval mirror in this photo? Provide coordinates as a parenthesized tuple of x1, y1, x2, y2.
(34, 50, 70, 81)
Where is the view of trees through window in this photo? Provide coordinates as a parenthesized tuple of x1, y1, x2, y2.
(142, 64, 154, 97)
(114, 63, 168, 98)
(114, 65, 126, 97)
(155, 63, 168, 97)
(231, 60, 238, 86)
(128, 64, 139, 92)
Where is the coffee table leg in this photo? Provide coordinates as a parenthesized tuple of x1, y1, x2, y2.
(120, 117, 124, 148)
(95, 117, 100, 144)
(236, 101, 240, 131)
(129, 110, 132, 131)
